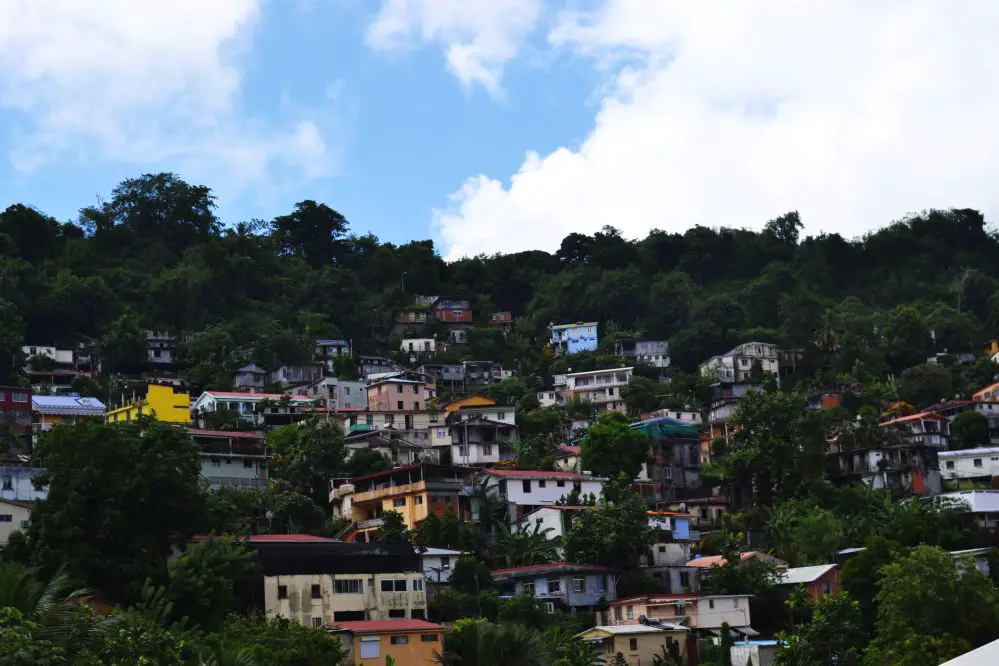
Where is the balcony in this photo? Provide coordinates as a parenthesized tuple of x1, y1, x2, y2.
(348, 423, 374, 434)
(207, 477, 268, 491)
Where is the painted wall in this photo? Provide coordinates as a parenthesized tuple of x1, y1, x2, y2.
(348, 629, 442, 666)
(0, 501, 32, 545)
(264, 572, 427, 626)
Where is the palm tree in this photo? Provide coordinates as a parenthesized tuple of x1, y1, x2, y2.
(434, 621, 551, 666)
(494, 521, 560, 568)
(0, 561, 92, 647)
(546, 629, 602, 666)
(199, 643, 258, 666)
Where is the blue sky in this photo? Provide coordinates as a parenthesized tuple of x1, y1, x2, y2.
(1, 2, 997, 260)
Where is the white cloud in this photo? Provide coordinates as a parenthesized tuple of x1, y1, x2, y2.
(366, 0, 543, 95)
(435, 1, 999, 259)
(0, 0, 335, 199)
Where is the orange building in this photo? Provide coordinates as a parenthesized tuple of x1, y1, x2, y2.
(329, 619, 444, 665)
(777, 564, 841, 603)
(443, 395, 496, 412)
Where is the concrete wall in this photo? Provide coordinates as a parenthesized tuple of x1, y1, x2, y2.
(264, 572, 427, 626)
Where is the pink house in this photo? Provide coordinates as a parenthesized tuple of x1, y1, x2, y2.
(367, 377, 434, 412)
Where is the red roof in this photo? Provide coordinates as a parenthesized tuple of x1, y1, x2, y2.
(187, 428, 263, 439)
(484, 469, 595, 480)
(491, 562, 615, 575)
(880, 412, 948, 427)
(609, 593, 703, 605)
(555, 445, 581, 456)
(329, 619, 443, 633)
(206, 391, 312, 401)
(686, 551, 786, 568)
(193, 534, 336, 543)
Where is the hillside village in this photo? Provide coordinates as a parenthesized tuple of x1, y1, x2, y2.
(3, 179, 999, 664)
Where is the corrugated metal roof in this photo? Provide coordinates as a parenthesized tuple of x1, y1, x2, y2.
(777, 564, 837, 585)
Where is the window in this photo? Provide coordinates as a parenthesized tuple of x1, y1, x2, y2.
(614, 606, 622, 620)
(381, 580, 408, 592)
(437, 429, 447, 437)
(459, 444, 469, 457)
(390, 636, 409, 645)
(414, 496, 423, 505)
(12, 392, 27, 403)
(629, 638, 639, 652)
(278, 585, 288, 599)
(412, 608, 426, 619)
(388, 609, 407, 618)
(483, 443, 492, 455)
(522, 480, 532, 493)
(334, 579, 363, 594)
(211, 458, 221, 467)
(523, 582, 535, 595)
(975, 459, 983, 468)
(360, 637, 380, 659)
(626, 606, 634, 619)
(414, 579, 424, 591)
(557, 480, 565, 488)
(398, 401, 404, 410)
(658, 545, 666, 553)
(946, 461, 955, 469)
(596, 576, 606, 593)
(430, 413, 439, 423)
(572, 577, 585, 593)
(497, 411, 507, 420)
(421, 634, 438, 643)
(679, 572, 690, 588)
(2, 477, 11, 490)
(547, 577, 561, 594)
(0, 515, 11, 523)
(311, 617, 323, 628)
(734, 598, 739, 608)
(822, 582, 832, 595)
(393, 498, 406, 507)
(538, 480, 546, 488)
(397, 384, 404, 393)
(344, 387, 351, 395)
(20, 520, 29, 529)
(440, 556, 451, 570)
(413, 385, 420, 394)
(366, 415, 374, 426)
(708, 599, 715, 609)
(311, 584, 322, 598)
(243, 459, 253, 469)
(414, 402, 420, 410)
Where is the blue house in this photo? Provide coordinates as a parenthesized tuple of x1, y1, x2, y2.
(549, 322, 599, 356)
(492, 562, 616, 612)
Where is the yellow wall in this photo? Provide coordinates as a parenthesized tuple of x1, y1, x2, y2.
(107, 385, 191, 425)
(986, 340, 999, 357)
(444, 395, 496, 412)
(351, 629, 442, 666)
(578, 629, 687, 666)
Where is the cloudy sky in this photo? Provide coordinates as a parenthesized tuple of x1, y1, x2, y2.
(1, 1, 997, 260)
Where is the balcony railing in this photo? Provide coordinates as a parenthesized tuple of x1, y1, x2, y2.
(348, 423, 374, 434)
(208, 477, 268, 491)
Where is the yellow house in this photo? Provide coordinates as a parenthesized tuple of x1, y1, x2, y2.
(443, 395, 495, 412)
(107, 384, 191, 425)
(329, 619, 444, 666)
(576, 625, 688, 666)
(986, 339, 999, 358)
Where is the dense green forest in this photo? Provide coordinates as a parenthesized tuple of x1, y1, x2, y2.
(2, 172, 997, 392)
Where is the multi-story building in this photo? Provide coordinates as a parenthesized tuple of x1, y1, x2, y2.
(21, 347, 82, 394)
(313, 339, 352, 371)
(329, 619, 445, 666)
(827, 412, 947, 495)
(561, 367, 633, 413)
(549, 322, 599, 356)
(107, 384, 191, 425)
(0, 386, 32, 445)
(447, 404, 517, 466)
(242, 536, 428, 625)
(189, 391, 313, 426)
(631, 417, 702, 503)
(430, 298, 473, 325)
(345, 431, 426, 468)
(491, 562, 617, 613)
(0, 464, 45, 502)
(606, 593, 754, 637)
(329, 464, 476, 543)
(614, 338, 670, 368)
(360, 356, 401, 379)
(233, 364, 267, 391)
(939, 446, 999, 483)
(462, 361, 504, 388)
(341, 409, 445, 448)
(367, 375, 435, 413)
(698, 342, 779, 383)
(575, 625, 689, 666)
(489, 311, 514, 331)
(266, 363, 324, 389)
(476, 469, 606, 521)
(421, 547, 467, 585)
(31, 396, 106, 438)
(301, 377, 368, 411)
(189, 428, 268, 491)
(537, 389, 561, 408)
(146, 329, 176, 365)
(400, 339, 445, 361)
(416, 363, 466, 393)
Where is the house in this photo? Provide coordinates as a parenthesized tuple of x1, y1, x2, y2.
(400, 338, 445, 359)
(238, 536, 428, 625)
(462, 361, 504, 388)
(674, 495, 730, 530)
(367, 376, 436, 413)
(447, 405, 517, 466)
(0, 464, 46, 502)
(416, 363, 465, 392)
(421, 547, 466, 585)
(394, 307, 431, 332)
(647, 408, 702, 426)
(31, 395, 106, 438)
(974, 382, 999, 402)
(776, 564, 841, 603)
(491, 562, 616, 612)
(562, 367, 633, 413)
(939, 446, 999, 482)
(686, 552, 788, 571)
(314, 339, 352, 371)
(938, 490, 999, 531)
(301, 377, 368, 411)
(631, 417, 702, 503)
(537, 389, 561, 408)
(699, 342, 779, 383)
(188, 428, 268, 491)
(341, 410, 444, 448)
(430, 297, 473, 325)
(615, 338, 671, 368)
(731, 641, 780, 666)
(826, 412, 947, 495)
(642, 512, 703, 593)
(345, 431, 427, 468)
(190, 391, 313, 425)
(329, 464, 476, 543)
(233, 364, 267, 390)
(107, 384, 191, 425)
(146, 329, 176, 364)
(576, 625, 688, 666)
(329, 619, 444, 666)
(476, 469, 607, 521)
(554, 445, 581, 472)
(607, 593, 755, 637)
(360, 356, 401, 378)
(549, 322, 599, 356)
(267, 363, 324, 389)
(0, 499, 33, 546)
(22, 345, 74, 366)
(443, 395, 496, 412)
(489, 311, 513, 331)
(0, 386, 32, 444)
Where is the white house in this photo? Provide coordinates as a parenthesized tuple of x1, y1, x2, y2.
(938, 490, 999, 531)
(939, 446, 999, 481)
(0, 499, 33, 545)
(191, 391, 314, 421)
(22, 345, 74, 365)
(447, 405, 518, 466)
(421, 547, 466, 584)
(537, 389, 561, 408)
(0, 466, 46, 502)
(699, 342, 779, 383)
(561, 367, 633, 413)
(476, 469, 606, 521)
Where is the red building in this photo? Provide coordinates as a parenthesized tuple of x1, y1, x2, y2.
(432, 299, 473, 324)
(0, 386, 32, 442)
